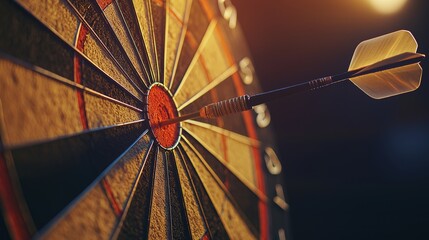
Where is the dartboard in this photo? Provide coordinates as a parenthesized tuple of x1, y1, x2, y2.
(0, 0, 288, 239)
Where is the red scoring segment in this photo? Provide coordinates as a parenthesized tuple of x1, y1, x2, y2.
(148, 84, 181, 149)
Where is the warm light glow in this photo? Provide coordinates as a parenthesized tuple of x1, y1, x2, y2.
(368, 0, 407, 14)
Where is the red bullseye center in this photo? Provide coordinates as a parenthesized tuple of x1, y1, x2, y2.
(147, 85, 180, 149)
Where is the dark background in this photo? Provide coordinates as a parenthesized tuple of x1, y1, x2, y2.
(233, 0, 429, 239)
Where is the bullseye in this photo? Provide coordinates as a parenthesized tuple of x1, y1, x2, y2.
(147, 83, 181, 149)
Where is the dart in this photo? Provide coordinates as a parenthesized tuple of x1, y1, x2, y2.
(160, 30, 425, 127)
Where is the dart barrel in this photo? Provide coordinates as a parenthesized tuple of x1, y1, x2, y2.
(308, 76, 334, 90)
(199, 95, 251, 119)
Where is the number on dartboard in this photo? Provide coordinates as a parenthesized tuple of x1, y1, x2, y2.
(274, 184, 289, 211)
(254, 103, 271, 128)
(264, 147, 282, 175)
(278, 228, 287, 240)
(218, 0, 237, 29)
(239, 57, 254, 85)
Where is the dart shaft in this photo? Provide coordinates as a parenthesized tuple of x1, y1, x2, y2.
(249, 76, 335, 106)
